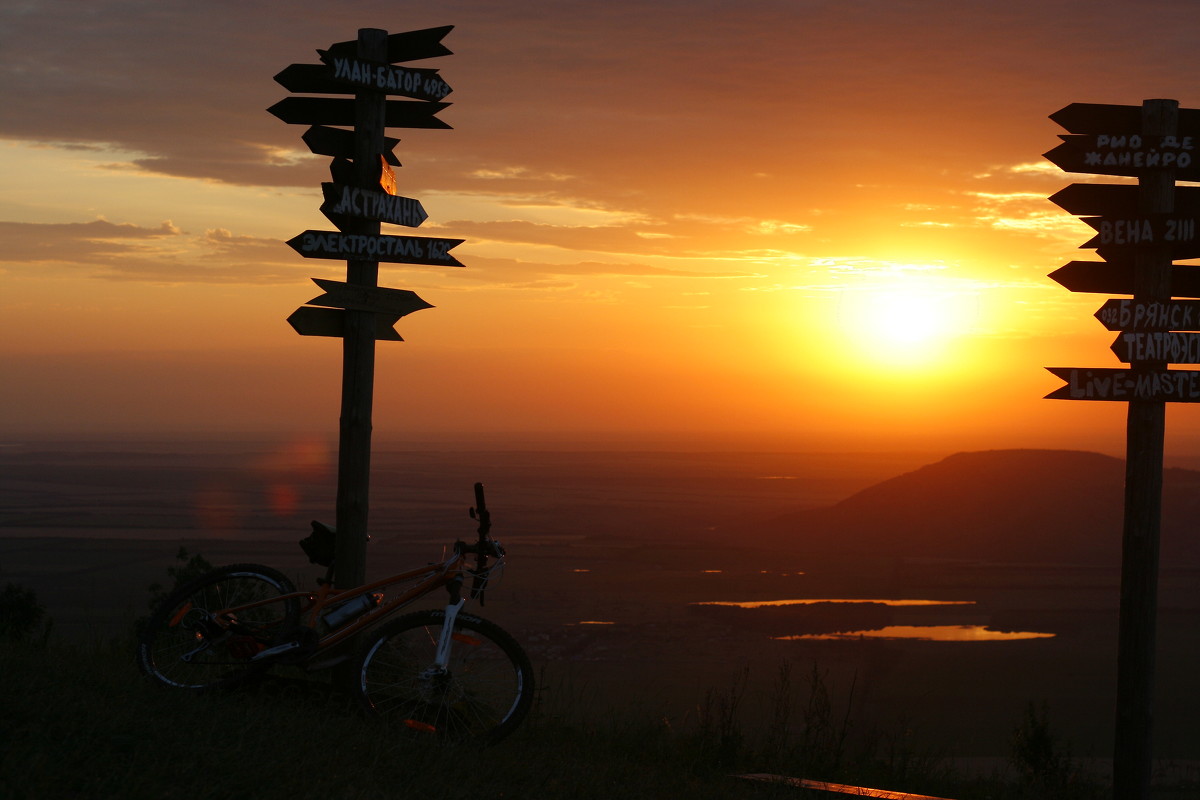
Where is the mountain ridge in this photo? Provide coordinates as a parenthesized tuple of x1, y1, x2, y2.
(768, 448, 1200, 565)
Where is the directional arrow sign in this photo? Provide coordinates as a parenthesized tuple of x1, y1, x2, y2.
(287, 306, 404, 341)
(320, 53, 451, 100)
(287, 230, 465, 267)
(324, 25, 453, 64)
(321, 183, 427, 228)
(1050, 102, 1200, 135)
(1049, 184, 1200, 217)
(1078, 215, 1200, 258)
(1111, 331, 1200, 363)
(1044, 135, 1200, 180)
(267, 97, 451, 129)
(306, 278, 433, 317)
(275, 60, 450, 101)
(1049, 261, 1200, 297)
(302, 126, 400, 166)
(1094, 298, 1200, 331)
(1045, 366, 1200, 402)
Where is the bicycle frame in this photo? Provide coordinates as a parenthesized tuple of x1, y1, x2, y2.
(140, 481, 535, 748)
(188, 546, 477, 667)
(166, 482, 504, 676)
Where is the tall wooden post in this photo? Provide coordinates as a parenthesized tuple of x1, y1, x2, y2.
(270, 25, 458, 593)
(1114, 97, 1177, 800)
(333, 28, 388, 589)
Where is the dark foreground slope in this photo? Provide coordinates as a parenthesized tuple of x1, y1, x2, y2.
(769, 449, 1200, 565)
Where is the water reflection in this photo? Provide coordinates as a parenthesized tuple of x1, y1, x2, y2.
(777, 625, 1055, 642)
(695, 599, 974, 608)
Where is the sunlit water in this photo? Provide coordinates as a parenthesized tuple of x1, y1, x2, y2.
(690, 599, 1055, 641)
(776, 625, 1056, 642)
(693, 598, 975, 607)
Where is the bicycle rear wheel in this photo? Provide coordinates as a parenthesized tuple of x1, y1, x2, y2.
(137, 564, 300, 691)
(355, 609, 534, 744)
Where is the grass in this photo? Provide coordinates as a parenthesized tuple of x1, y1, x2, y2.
(0, 571, 1187, 800)
(0, 637, 799, 800)
(0, 635, 1127, 800)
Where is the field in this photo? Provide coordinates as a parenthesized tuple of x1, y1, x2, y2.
(3, 442, 1199, 795)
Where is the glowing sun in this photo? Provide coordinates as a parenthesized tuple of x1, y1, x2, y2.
(837, 287, 973, 366)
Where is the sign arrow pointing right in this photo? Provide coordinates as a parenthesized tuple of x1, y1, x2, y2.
(305, 278, 433, 317)
(324, 25, 454, 64)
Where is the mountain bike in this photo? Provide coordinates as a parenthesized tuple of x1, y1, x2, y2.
(137, 483, 533, 744)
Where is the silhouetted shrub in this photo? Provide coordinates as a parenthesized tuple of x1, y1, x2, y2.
(135, 547, 215, 635)
(1008, 700, 1097, 797)
(0, 583, 50, 644)
(144, 547, 214, 613)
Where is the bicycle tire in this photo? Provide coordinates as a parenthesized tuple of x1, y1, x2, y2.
(355, 609, 534, 744)
(137, 563, 300, 691)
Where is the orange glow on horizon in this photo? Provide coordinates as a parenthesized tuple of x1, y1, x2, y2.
(6, 8, 1200, 451)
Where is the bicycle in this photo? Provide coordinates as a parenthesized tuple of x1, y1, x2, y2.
(137, 482, 534, 744)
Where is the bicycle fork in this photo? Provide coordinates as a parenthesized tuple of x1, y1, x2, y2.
(431, 598, 466, 670)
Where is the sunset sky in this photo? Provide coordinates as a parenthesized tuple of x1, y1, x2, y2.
(6, 0, 1200, 453)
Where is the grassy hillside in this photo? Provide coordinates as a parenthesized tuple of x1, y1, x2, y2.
(0, 632, 1123, 800)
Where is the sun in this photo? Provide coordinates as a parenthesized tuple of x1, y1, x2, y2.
(835, 285, 975, 368)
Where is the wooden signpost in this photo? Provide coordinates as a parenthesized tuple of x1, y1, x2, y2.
(320, 182, 428, 227)
(267, 96, 451, 128)
(1043, 135, 1200, 181)
(1079, 214, 1200, 258)
(302, 125, 401, 165)
(1045, 366, 1200, 400)
(1048, 259, 1200, 297)
(1094, 298, 1200, 331)
(1110, 331, 1200, 363)
(285, 230, 464, 266)
(269, 26, 457, 591)
(1049, 183, 1200, 217)
(1044, 99, 1192, 800)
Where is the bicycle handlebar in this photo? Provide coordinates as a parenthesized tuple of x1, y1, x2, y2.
(462, 482, 501, 605)
(472, 482, 491, 537)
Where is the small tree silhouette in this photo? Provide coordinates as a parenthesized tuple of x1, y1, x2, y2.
(1010, 700, 1077, 794)
(0, 583, 51, 644)
(144, 547, 214, 613)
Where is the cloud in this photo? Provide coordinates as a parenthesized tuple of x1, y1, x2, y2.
(7, 0, 1196, 206)
(967, 191, 1087, 238)
(0, 217, 307, 283)
(385, 254, 763, 293)
(0, 219, 182, 263)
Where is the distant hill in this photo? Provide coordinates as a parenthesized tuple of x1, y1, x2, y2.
(768, 449, 1200, 565)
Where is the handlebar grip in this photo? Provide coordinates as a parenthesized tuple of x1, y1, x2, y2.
(473, 482, 492, 535)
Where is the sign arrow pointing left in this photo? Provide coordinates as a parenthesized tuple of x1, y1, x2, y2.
(287, 306, 404, 341)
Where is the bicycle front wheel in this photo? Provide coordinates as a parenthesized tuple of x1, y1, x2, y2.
(137, 564, 300, 691)
(356, 609, 534, 744)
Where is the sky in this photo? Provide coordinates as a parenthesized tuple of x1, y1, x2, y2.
(5, 0, 1200, 453)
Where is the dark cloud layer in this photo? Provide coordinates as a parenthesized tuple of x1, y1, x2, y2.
(6, 0, 1200, 211)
